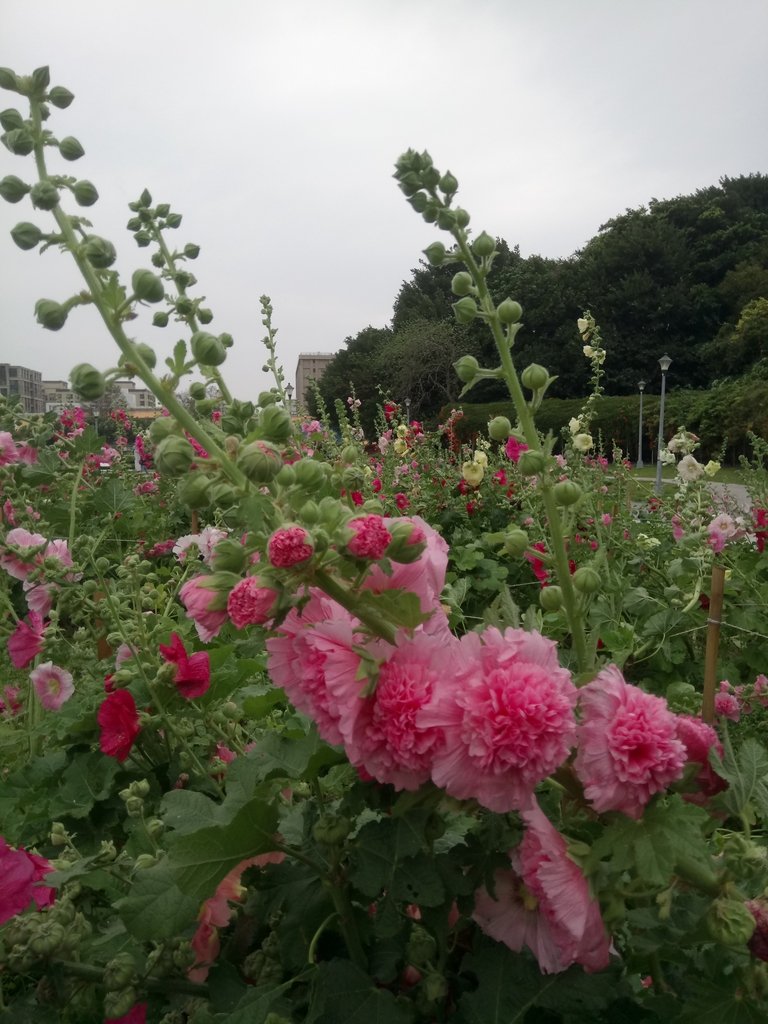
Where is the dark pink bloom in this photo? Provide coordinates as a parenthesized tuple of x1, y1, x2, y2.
(179, 575, 229, 642)
(0, 686, 22, 717)
(7, 610, 45, 669)
(267, 526, 314, 568)
(473, 801, 611, 973)
(0, 838, 56, 924)
(105, 1004, 148, 1024)
(419, 628, 577, 812)
(346, 514, 391, 561)
(675, 714, 726, 798)
(505, 436, 529, 463)
(159, 632, 211, 699)
(574, 665, 686, 818)
(747, 898, 768, 962)
(394, 492, 410, 510)
(98, 690, 141, 761)
(714, 682, 741, 722)
(226, 577, 278, 629)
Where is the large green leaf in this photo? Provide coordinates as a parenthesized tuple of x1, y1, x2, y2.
(117, 863, 199, 939)
(307, 960, 415, 1024)
(51, 751, 119, 819)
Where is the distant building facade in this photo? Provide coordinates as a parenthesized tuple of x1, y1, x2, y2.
(295, 352, 335, 408)
(0, 363, 45, 415)
(113, 379, 158, 412)
(42, 379, 76, 413)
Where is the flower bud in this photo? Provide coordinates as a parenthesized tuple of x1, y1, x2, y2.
(2, 127, 34, 155)
(132, 269, 164, 304)
(572, 566, 601, 593)
(452, 296, 478, 324)
(423, 241, 446, 266)
(82, 235, 116, 269)
(11, 221, 43, 250)
(553, 480, 583, 506)
(0, 174, 30, 203)
(454, 354, 480, 383)
(488, 415, 512, 441)
(155, 436, 195, 476)
(211, 539, 248, 573)
(299, 499, 320, 525)
(35, 299, 68, 331)
(0, 108, 24, 131)
(341, 445, 359, 465)
(437, 208, 456, 230)
(219, 332, 234, 348)
(540, 585, 563, 611)
(104, 989, 139, 1021)
(183, 242, 200, 259)
(190, 330, 226, 366)
(58, 136, 85, 161)
(149, 416, 177, 443)
(152, 310, 169, 327)
(48, 85, 75, 109)
(239, 440, 283, 483)
(706, 898, 756, 947)
(341, 466, 365, 491)
(294, 458, 327, 489)
(503, 528, 529, 556)
(408, 191, 429, 213)
(0, 68, 20, 92)
(156, 202, 170, 218)
(165, 212, 182, 228)
(473, 231, 495, 257)
(259, 404, 293, 443)
(497, 298, 523, 324)
(386, 521, 427, 563)
(451, 271, 473, 297)
(518, 450, 546, 476)
(520, 363, 549, 390)
(133, 229, 151, 247)
(177, 472, 212, 509)
(439, 170, 458, 196)
(30, 66, 50, 95)
(198, 307, 213, 324)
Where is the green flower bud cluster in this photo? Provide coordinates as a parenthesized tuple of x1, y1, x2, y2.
(394, 148, 467, 230)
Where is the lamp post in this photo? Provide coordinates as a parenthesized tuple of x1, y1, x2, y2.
(285, 382, 294, 414)
(636, 379, 646, 469)
(654, 355, 672, 495)
(405, 397, 411, 424)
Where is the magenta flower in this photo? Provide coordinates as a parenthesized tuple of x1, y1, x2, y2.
(7, 610, 45, 669)
(419, 627, 577, 812)
(346, 514, 392, 561)
(574, 665, 686, 818)
(473, 801, 611, 974)
(0, 838, 56, 924)
(226, 577, 278, 629)
(159, 632, 211, 699)
(676, 713, 726, 798)
(179, 576, 229, 642)
(30, 662, 74, 711)
(105, 1003, 148, 1024)
(505, 436, 529, 463)
(0, 431, 19, 466)
(98, 690, 141, 761)
(267, 526, 314, 568)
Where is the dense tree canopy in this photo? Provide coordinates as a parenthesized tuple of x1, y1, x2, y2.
(316, 174, 768, 425)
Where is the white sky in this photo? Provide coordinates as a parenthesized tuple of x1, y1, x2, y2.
(2, 0, 767, 398)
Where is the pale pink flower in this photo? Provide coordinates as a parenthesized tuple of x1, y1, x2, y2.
(15, 444, 38, 465)
(44, 537, 75, 573)
(226, 577, 278, 628)
(0, 527, 46, 580)
(0, 432, 19, 466)
(671, 515, 684, 542)
(601, 513, 613, 526)
(2, 500, 15, 525)
(268, 526, 314, 568)
(419, 628, 577, 812)
(7, 611, 45, 669)
(23, 580, 55, 617)
(714, 690, 740, 722)
(115, 644, 134, 668)
(179, 576, 228, 642)
(707, 513, 738, 553)
(30, 662, 74, 711)
(364, 516, 448, 619)
(677, 454, 705, 483)
(574, 665, 686, 818)
(473, 801, 611, 974)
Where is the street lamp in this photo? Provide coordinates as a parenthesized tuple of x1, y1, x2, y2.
(405, 397, 411, 423)
(654, 355, 672, 495)
(636, 379, 646, 469)
(285, 383, 294, 413)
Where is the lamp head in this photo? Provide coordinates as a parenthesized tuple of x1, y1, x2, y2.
(285, 383, 294, 398)
(638, 379, 646, 392)
(658, 354, 672, 373)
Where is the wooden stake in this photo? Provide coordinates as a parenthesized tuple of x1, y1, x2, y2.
(702, 563, 726, 724)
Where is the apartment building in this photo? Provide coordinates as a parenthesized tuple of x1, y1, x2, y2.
(0, 363, 45, 415)
(295, 352, 336, 408)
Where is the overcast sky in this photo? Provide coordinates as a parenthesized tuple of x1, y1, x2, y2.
(2, 0, 767, 400)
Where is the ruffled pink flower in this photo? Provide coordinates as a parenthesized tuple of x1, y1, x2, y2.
(346, 514, 391, 561)
(714, 690, 741, 722)
(179, 576, 228, 642)
(7, 610, 45, 669)
(226, 577, 278, 629)
(334, 631, 455, 790)
(0, 432, 19, 466)
(189, 851, 285, 982)
(671, 515, 684, 542)
(574, 666, 686, 818)
(159, 632, 211, 699)
(675, 714, 726, 798)
(364, 516, 448, 621)
(473, 801, 611, 974)
(0, 838, 56, 924)
(0, 527, 46, 580)
(419, 628, 578, 812)
(505, 436, 529, 463)
(268, 526, 314, 568)
(30, 662, 74, 711)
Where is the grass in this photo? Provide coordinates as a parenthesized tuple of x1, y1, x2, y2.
(627, 464, 747, 485)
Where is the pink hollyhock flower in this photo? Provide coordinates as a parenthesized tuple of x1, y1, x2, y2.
(105, 1003, 148, 1024)
(364, 516, 448, 621)
(346, 514, 392, 560)
(0, 527, 46, 580)
(0, 431, 19, 466)
(189, 851, 285, 982)
(179, 576, 228, 642)
(7, 610, 45, 669)
(333, 631, 455, 790)
(671, 515, 684, 542)
(394, 492, 410, 510)
(473, 801, 611, 974)
(574, 665, 686, 818)
(0, 838, 56, 924)
(2, 499, 15, 525)
(115, 644, 134, 668)
(98, 690, 141, 761)
(505, 436, 529, 463)
(23, 580, 55, 617)
(43, 537, 75, 573)
(266, 593, 362, 746)
(226, 577, 278, 629)
(714, 690, 741, 721)
(419, 627, 578, 812)
(30, 662, 74, 711)
(0, 686, 22, 717)
(707, 512, 738, 554)
(675, 713, 726, 798)
(159, 632, 211, 699)
(267, 526, 314, 568)
(747, 898, 768, 962)
(525, 542, 550, 586)
(16, 444, 37, 465)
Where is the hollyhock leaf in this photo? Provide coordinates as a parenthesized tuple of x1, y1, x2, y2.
(308, 959, 414, 1024)
(244, 731, 343, 783)
(350, 812, 430, 898)
(54, 751, 119, 819)
(117, 863, 199, 940)
(165, 797, 278, 903)
(711, 734, 768, 819)
(390, 852, 445, 907)
(353, 589, 432, 630)
(456, 941, 541, 1023)
(160, 790, 223, 836)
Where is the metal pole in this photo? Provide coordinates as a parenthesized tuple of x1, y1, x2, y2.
(654, 361, 670, 494)
(636, 380, 645, 469)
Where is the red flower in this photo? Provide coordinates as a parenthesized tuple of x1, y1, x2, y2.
(7, 610, 45, 669)
(98, 690, 141, 762)
(754, 508, 768, 553)
(159, 632, 211, 699)
(394, 492, 410, 511)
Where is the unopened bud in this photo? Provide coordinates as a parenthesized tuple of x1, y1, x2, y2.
(473, 231, 495, 257)
(190, 331, 226, 366)
(539, 585, 563, 611)
(452, 297, 478, 324)
(497, 298, 523, 324)
(518, 450, 546, 476)
(423, 241, 446, 266)
(82, 235, 116, 269)
(132, 269, 165, 304)
(451, 272, 473, 297)
(35, 299, 68, 331)
(553, 480, 583, 507)
(154, 436, 195, 476)
(48, 85, 75, 109)
(58, 136, 85, 161)
(11, 221, 43, 250)
(454, 354, 480, 383)
(488, 415, 512, 441)
(0, 174, 30, 203)
(520, 363, 549, 390)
